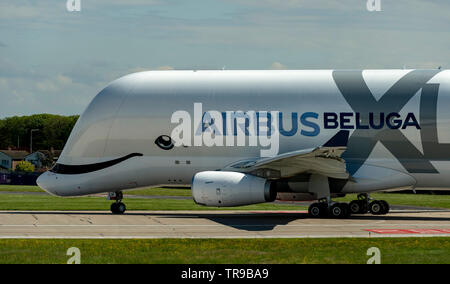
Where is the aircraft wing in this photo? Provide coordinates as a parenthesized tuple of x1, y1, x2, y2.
(224, 130, 350, 180)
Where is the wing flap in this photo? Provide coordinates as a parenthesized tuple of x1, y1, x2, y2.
(225, 130, 350, 180)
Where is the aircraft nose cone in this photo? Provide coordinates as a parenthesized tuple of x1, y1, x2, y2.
(36, 171, 59, 196)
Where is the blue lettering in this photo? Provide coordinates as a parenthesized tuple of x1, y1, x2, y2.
(221, 112, 227, 136)
(279, 112, 298, 136)
(300, 112, 320, 137)
(203, 111, 420, 139)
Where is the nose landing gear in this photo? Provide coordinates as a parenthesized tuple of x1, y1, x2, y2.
(108, 191, 126, 214)
(111, 202, 126, 214)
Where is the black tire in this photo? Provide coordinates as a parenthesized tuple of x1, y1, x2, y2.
(349, 200, 361, 214)
(330, 203, 345, 218)
(369, 200, 383, 215)
(340, 203, 351, 218)
(116, 202, 126, 214)
(308, 203, 328, 218)
(350, 200, 368, 214)
(319, 203, 329, 217)
(379, 200, 390, 215)
(110, 203, 118, 214)
(360, 200, 369, 214)
(308, 203, 322, 218)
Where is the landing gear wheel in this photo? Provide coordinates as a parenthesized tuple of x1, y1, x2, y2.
(349, 200, 361, 214)
(379, 200, 390, 215)
(308, 202, 328, 218)
(110, 203, 117, 213)
(349, 200, 368, 214)
(330, 203, 350, 218)
(111, 202, 126, 214)
(369, 200, 384, 215)
(109, 191, 126, 214)
(341, 203, 351, 218)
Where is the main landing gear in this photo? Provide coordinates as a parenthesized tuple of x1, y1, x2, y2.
(308, 193, 390, 218)
(348, 193, 390, 215)
(308, 199, 350, 218)
(108, 191, 126, 214)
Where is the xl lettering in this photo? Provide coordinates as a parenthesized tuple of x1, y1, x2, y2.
(332, 70, 441, 175)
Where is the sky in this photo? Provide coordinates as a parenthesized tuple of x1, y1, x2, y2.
(0, 0, 449, 117)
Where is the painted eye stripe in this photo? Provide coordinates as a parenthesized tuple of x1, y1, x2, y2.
(155, 135, 174, 150)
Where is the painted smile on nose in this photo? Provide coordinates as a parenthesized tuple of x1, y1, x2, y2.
(49, 153, 143, 175)
(37, 153, 143, 196)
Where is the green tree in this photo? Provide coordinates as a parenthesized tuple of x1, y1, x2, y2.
(0, 114, 79, 150)
(15, 161, 35, 172)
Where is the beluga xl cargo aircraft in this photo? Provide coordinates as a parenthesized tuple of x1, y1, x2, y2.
(37, 69, 450, 217)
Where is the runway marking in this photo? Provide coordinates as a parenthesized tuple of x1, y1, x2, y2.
(366, 229, 450, 234)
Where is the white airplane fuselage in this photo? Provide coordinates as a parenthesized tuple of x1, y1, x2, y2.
(37, 70, 450, 202)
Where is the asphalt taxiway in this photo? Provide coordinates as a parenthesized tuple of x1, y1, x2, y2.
(1, 209, 450, 238)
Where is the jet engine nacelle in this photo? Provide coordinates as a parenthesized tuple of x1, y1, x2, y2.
(191, 171, 276, 207)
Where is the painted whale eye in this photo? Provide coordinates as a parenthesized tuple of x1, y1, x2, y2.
(155, 135, 174, 150)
